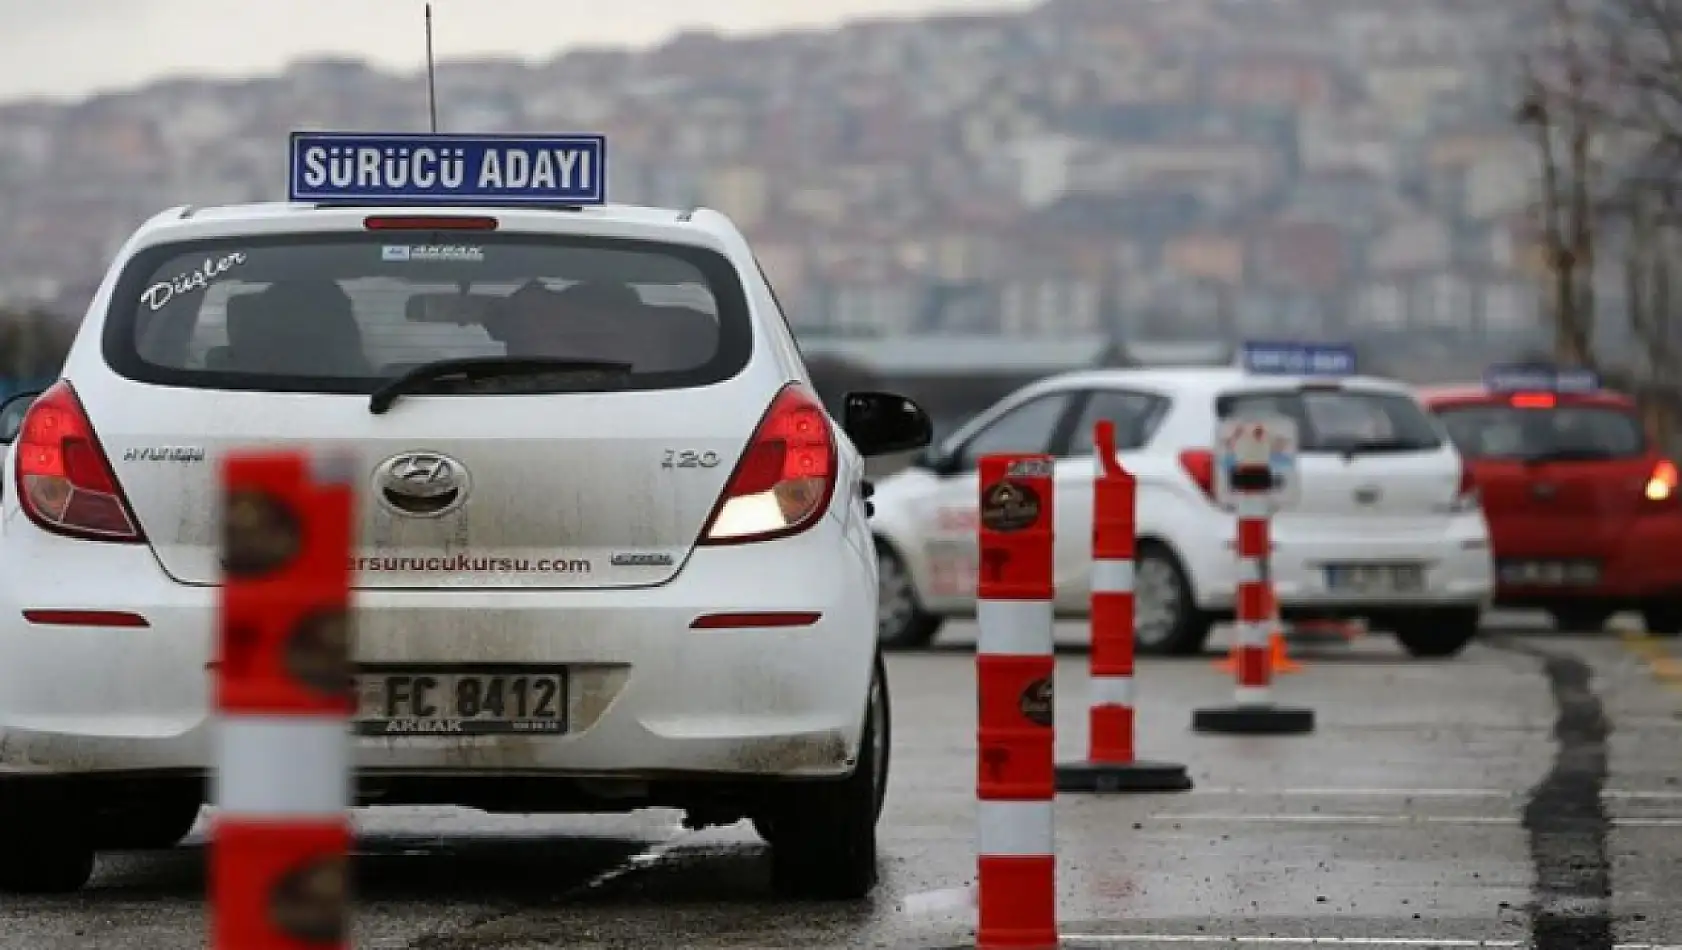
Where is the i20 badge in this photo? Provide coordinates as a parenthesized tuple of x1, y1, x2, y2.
(375, 452, 471, 518)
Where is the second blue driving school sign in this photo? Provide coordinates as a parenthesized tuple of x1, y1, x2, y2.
(288, 132, 607, 205)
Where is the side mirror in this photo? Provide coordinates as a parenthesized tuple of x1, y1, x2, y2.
(842, 391, 933, 458)
(0, 392, 39, 446)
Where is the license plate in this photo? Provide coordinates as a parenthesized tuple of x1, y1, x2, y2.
(355, 669, 567, 736)
(1324, 564, 1426, 593)
(1497, 559, 1601, 586)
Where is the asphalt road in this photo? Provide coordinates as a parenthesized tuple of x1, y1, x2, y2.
(1, 614, 1678, 949)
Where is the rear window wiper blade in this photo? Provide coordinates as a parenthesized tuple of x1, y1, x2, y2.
(369, 356, 634, 415)
(1322, 438, 1439, 458)
(1522, 448, 1617, 464)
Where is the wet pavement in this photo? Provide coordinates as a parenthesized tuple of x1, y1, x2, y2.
(1, 615, 1678, 949)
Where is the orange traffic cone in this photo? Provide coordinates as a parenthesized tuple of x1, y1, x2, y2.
(1215, 592, 1301, 674)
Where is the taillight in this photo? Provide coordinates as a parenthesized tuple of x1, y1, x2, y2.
(1449, 461, 1480, 512)
(1645, 460, 1678, 502)
(363, 215, 499, 231)
(12, 381, 145, 543)
(1510, 393, 1556, 409)
(700, 384, 836, 544)
(1178, 449, 1217, 501)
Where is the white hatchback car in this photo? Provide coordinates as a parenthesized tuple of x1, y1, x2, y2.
(0, 167, 931, 894)
(872, 364, 1493, 656)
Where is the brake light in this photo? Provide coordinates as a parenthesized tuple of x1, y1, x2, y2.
(1178, 449, 1218, 501)
(363, 215, 499, 231)
(1510, 393, 1555, 409)
(700, 384, 836, 544)
(12, 381, 145, 543)
(1645, 460, 1678, 501)
(1450, 460, 1480, 512)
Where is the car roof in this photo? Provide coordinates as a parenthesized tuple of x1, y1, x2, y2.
(1024, 365, 1417, 400)
(123, 201, 742, 253)
(1417, 382, 1638, 408)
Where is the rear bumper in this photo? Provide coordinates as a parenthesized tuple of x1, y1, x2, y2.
(1190, 515, 1493, 612)
(0, 512, 877, 787)
(1492, 510, 1682, 605)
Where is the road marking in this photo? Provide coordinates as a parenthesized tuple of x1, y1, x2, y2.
(1149, 813, 1682, 827)
(1187, 787, 1682, 801)
(1059, 937, 1681, 949)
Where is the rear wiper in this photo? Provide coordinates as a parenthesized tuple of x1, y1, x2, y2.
(1327, 438, 1437, 459)
(369, 356, 634, 415)
(1522, 448, 1615, 465)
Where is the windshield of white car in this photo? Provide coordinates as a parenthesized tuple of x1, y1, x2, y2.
(1435, 403, 1646, 460)
(1216, 387, 1444, 453)
(101, 232, 751, 395)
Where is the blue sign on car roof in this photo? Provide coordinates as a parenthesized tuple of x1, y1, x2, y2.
(1483, 363, 1600, 393)
(288, 132, 607, 205)
(1240, 341, 1357, 377)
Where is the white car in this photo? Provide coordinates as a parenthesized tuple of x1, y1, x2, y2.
(0, 133, 932, 896)
(872, 364, 1494, 656)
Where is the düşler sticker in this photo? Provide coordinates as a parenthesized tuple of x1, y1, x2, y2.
(979, 480, 1041, 533)
(1018, 676, 1054, 727)
(140, 252, 248, 311)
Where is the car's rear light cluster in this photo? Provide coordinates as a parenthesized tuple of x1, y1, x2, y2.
(1448, 460, 1480, 513)
(13, 381, 145, 543)
(1645, 460, 1679, 502)
(699, 383, 837, 544)
(1178, 449, 1218, 502)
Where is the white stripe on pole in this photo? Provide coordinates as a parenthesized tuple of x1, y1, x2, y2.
(1236, 558, 1262, 583)
(977, 800, 1055, 857)
(1233, 496, 1271, 520)
(1091, 559, 1134, 593)
(1236, 620, 1271, 648)
(1235, 684, 1272, 704)
(977, 599, 1054, 656)
(215, 717, 351, 817)
(1089, 674, 1135, 706)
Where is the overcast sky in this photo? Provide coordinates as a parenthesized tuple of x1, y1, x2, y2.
(0, 0, 1029, 102)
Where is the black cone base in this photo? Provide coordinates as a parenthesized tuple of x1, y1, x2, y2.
(1192, 703, 1316, 735)
(1055, 759, 1193, 793)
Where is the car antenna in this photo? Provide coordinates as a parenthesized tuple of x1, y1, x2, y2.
(425, 2, 441, 133)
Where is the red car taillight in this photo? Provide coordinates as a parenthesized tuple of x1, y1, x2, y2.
(13, 381, 145, 543)
(1178, 449, 1218, 502)
(1645, 459, 1679, 502)
(699, 383, 836, 545)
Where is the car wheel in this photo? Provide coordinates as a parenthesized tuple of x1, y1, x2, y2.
(1642, 601, 1682, 638)
(89, 798, 202, 851)
(1392, 608, 1481, 658)
(875, 539, 944, 650)
(762, 650, 888, 901)
(1134, 542, 1213, 656)
(1548, 606, 1614, 632)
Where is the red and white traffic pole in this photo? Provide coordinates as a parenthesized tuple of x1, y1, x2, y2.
(975, 453, 1057, 950)
(1056, 420, 1191, 794)
(210, 450, 357, 950)
(1193, 492, 1314, 735)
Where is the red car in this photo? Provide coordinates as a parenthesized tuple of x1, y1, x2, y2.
(1420, 369, 1682, 636)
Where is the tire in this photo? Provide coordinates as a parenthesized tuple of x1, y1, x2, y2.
(89, 798, 202, 851)
(761, 650, 888, 901)
(0, 844, 96, 895)
(1549, 606, 1615, 632)
(1134, 542, 1214, 656)
(1392, 607, 1481, 658)
(1643, 601, 1682, 638)
(875, 539, 944, 650)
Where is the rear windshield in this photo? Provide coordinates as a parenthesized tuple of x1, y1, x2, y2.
(1434, 403, 1647, 460)
(1216, 386, 1445, 453)
(102, 232, 751, 394)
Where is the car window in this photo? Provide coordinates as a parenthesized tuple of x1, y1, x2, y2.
(1065, 389, 1170, 456)
(102, 233, 751, 395)
(1217, 387, 1443, 453)
(1436, 403, 1646, 459)
(955, 393, 1073, 470)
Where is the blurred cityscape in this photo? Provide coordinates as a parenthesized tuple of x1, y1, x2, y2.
(0, 0, 1600, 399)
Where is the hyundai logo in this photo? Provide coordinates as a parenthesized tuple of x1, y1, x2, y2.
(1353, 485, 1382, 505)
(375, 452, 470, 518)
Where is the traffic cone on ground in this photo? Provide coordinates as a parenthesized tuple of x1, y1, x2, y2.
(1215, 591, 1299, 674)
